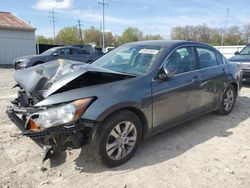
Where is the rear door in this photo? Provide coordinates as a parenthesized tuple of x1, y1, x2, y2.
(57, 48, 71, 60)
(196, 47, 227, 109)
(69, 48, 89, 62)
(152, 46, 201, 130)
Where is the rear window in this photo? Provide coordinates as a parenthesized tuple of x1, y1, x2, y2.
(197, 48, 220, 68)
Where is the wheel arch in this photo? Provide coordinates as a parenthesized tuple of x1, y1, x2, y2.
(230, 82, 238, 96)
(94, 106, 149, 140)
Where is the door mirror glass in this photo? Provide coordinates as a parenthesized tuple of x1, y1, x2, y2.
(234, 51, 240, 55)
(158, 67, 175, 81)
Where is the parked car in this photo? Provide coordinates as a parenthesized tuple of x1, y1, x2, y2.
(229, 44, 250, 82)
(6, 40, 242, 167)
(13, 46, 101, 70)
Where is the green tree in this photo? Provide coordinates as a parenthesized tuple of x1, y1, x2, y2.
(36, 35, 53, 44)
(118, 27, 143, 44)
(56, 26, 81, 45)
(143, 34, 163, 40)
(243, 23, 250, 43)
(83, 26, 101, 46)
(225, 26, 244, 45)
(105, 32, 116, 47)
(210, 28, 223, 46)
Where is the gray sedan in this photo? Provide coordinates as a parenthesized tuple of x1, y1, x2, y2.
(7, 40, 242, 167)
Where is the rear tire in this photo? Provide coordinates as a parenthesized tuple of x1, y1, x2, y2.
(91, 110, 142, 167)
(216, 84, 236, 115)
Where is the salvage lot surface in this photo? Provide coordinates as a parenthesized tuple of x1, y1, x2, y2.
(0, 68, 250, 188)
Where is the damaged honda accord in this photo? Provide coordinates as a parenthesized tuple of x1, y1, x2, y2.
(6, 40, 242, 167)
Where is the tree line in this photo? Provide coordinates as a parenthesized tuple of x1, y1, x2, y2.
(36, 26, 163, 47)
(37, 23, 250, 47)
(171, 24, 250, 45)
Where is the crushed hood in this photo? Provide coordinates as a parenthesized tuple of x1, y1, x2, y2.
(14, 59, 135, 100)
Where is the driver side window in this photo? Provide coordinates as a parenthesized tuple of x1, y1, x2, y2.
(163, 47, 196, 75)
(58, 48, 70, 55)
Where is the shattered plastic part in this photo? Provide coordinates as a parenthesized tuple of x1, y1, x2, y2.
(14, 59, 135, 101)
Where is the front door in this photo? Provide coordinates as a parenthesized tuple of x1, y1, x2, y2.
(152, 46, 201, 130)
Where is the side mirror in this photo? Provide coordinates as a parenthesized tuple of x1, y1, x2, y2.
(52, 52, 59, 56)
(234, 51, 240, 55)
(158, 67, 175, 81)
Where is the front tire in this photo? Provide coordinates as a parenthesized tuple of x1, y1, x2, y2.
(91, 110, 142, 167)
(216, 84, 236, 115)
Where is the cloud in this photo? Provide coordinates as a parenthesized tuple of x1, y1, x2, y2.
(70, 9, 221, 38)
(33, 0, 248, 38)
(72, 9, 134, 25)
(33, 0, 73, 10)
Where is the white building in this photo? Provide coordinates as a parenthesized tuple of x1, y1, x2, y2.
(0, 12, 36, 65)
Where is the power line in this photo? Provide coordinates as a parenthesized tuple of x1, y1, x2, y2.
(49, 9, 57, 44)
(77, 18, 83, 43)
(98, 0, 109, 51)
(221, 8, 229, 46)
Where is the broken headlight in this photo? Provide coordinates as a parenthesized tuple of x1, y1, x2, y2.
(27, 98, 93, 131)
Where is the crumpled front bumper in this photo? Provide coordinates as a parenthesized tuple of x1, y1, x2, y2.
(6, 105, 99, 162)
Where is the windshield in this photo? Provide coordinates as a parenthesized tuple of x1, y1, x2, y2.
(92, 44, 165, 75)
(240, 45, 250, 55)
(41, 48, 58, 55)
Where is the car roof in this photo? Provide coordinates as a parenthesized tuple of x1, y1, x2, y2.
(124, 40, 213, 48)
(52, 46, 83, 50)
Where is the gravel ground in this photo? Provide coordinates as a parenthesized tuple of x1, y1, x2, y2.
(0, 68, 250, 188)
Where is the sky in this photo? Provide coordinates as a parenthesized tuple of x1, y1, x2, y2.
(0, 0, 249, 38)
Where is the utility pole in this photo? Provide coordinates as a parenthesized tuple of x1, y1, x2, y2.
(221, 8, 229, 46)
(98, 0, 108, 52)
(49, 9, 57, 44)
(77, 18, 83, 43)
(99, 22, 102, 47)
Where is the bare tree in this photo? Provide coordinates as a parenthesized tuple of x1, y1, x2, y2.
(225, 26, 243, 45)
(170, 24, 247, 45)
(244, 23, 250, 43)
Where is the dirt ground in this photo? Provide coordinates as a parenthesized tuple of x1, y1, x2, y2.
(0, 68, 250, 188)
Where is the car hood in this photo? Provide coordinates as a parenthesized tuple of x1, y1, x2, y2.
(229, 55, 250, 62)
(14, 59, 135, 101)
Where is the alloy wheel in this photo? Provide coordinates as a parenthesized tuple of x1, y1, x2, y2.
(224, 89, 235, 112)
(106, 121, 137, 160)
